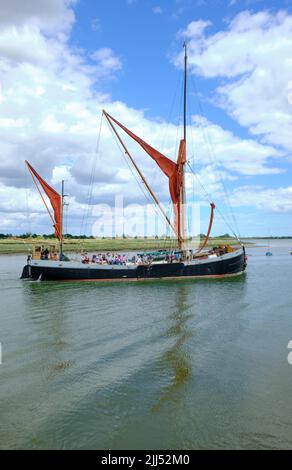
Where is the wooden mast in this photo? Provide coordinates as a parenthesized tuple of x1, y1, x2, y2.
(179, 42, 188, 251)
(60, 180, 64, 257)
(103, 110, 182, 243)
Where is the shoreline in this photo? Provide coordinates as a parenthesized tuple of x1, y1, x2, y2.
(0, 237, 254, 255)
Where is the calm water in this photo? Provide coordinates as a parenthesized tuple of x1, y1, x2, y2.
(1, 241, 292, 450)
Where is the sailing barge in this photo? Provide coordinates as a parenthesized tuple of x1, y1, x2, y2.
(21, 45, 247, 281)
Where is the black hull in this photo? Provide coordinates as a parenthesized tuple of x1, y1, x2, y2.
(21, 249, 246, 281)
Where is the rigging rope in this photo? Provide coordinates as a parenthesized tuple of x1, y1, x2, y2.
(161, 72, 183, 157)
(78, 112, 103, 252)
(187, 162, 241, 244)
(189, 75, 242, 241)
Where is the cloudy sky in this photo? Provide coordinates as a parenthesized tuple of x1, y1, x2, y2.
(1, 0, 292, 237)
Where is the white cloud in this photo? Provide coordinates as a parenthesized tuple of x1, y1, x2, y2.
(177, 10, 292, 151)
(152, 6, 163, 15)
(91, 48, 122, 77)
(188, 115, 282, 176)
(40, 115, 67, 133)
(181, 19, 211, 39)
(0, 25, 55, 65)
(0, 0, 76, 33)
(0, 118, 26, 128)
(231, 185, 292, 213)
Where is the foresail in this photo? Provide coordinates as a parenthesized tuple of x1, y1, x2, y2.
(25, 161, 62, 239)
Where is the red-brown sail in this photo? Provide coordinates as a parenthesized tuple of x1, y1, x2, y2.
(175, 138, 186, 240)
(196, 202, 216, 253)
(25, 161, 62, 239)
(104, 112, 185, 238)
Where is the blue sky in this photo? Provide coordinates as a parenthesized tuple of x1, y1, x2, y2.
(0, 0, 292, 237)
(70, 0, 291, 112)
(72, 0, 291, 120)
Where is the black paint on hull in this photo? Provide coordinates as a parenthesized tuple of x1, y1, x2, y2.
(21, 250, 246, 281)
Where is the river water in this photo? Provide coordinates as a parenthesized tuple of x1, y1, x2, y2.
(1, 241, 292, 449)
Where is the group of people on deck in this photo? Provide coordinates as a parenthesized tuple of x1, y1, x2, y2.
(81, 253, 156, 265)
(42, 245, 234, 265)
(81, 253, 128, 265)
(165, 252, 183, 263)
(80, 251, 183, 266)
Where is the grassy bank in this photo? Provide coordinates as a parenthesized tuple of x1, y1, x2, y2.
(0, 236, 249, 255)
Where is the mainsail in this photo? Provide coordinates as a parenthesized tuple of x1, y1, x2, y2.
(25, 161, 62, 239)
(103, 112, 186, 241)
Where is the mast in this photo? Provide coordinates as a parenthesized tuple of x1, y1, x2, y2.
(60, 180, 64, 257)
(179, 42, 187, 251)
(183, 42, 187, 142)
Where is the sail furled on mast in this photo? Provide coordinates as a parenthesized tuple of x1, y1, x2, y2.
(25, 160, 62, 239)
(104, 111, 186, 238)
(175, 138, 186, 243)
